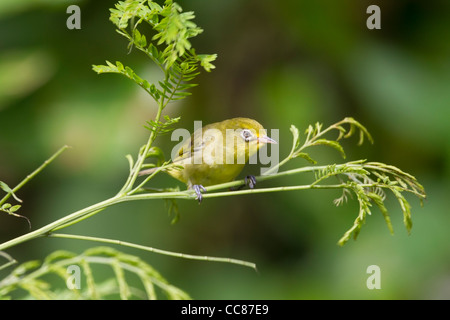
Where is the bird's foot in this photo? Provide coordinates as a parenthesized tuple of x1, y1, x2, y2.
(193, 184, 207, 204)
(230, 175, 257, 191)
(245, 175, 257, 189)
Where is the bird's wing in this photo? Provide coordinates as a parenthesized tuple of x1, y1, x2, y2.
(173, 123, 223, 164)
(173, 129, 204, 163)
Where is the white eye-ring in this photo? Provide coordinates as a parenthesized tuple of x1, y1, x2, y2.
(241, 129, 254, 142)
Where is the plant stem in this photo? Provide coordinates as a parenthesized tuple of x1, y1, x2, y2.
(48, 233, 257, 270)
(0, 163, 345, 252)
(0, 195, 121, 251)
(0, 160, 422, 254)
(121, 91, 165, 195)
(0, 251, 16, 271)
(0, 145, 70, 207)
(122, 183, 351, 203)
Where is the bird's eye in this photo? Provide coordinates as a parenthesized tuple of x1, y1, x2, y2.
(240, 129, 253, 142)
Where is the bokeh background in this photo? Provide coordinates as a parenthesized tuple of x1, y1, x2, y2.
(1, 0, 449, 299)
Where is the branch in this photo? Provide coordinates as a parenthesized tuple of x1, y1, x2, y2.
(0, 145, 70, 230)
(48, 233, 257, 270)
(0, 145, 70, 208)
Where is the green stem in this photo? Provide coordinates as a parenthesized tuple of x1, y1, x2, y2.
(0, 164, 345, 252)
(1, 161, 411, 254)
(123, 183, 350, 203)
(0, 251, 17, 271)
(120, 100, 164, 194)
(129, 162, 171, 195)
(48, 233, 256, 270)
(0, 145, 69, 207)
(261, 154, 293, 177)
(0, 195, 122, 251)
(51, 209, 106, 232)
(205, 162, 366, 192)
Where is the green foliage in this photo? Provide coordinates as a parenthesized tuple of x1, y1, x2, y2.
(0, 181, 22, 203)
(94, 0, 218, 222)
(0, 0, 428, 300)
(93, 0, 216, 110)
(0, 202, 29, 229)
(93, 0, 217, 203)
(0, 180, 23, 224)
(313, 160, 424, 246)
(0, 246, 190, 300)
(0, 1, 218, 300)
(0, 146, 69, 230)
(145, 115, 181, 135)
(280, 120, 425, 246)
(289, 117, 373, 165)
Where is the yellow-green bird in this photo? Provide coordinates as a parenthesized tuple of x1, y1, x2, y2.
(139, 117, 277, 202)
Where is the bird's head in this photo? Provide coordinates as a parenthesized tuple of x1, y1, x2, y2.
(223, 118, 277, 161)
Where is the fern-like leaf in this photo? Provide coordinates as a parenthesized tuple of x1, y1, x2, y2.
(0, 246, 190, 300)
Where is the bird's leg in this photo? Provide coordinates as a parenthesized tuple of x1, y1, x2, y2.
(230, 175, 257, 191)
(192, 184, 207, 203)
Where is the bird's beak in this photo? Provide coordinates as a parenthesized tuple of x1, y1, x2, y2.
(257, 135, 277, 144)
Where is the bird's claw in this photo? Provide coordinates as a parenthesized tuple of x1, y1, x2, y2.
(193, 184, 207, 204)
(230, 175, 257, 191)
(245, 175, 257, 189)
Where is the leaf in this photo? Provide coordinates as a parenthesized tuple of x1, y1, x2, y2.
(293, 152, 317, 164)
(148, 43, 162, 62)
(133, 28, 147, 47)
(158, 80, 173, 92)
(197, 54, 217, 72)
(289, 125, 300, 151)
(43, 250, 77, 265)
(165, 199, 180, 224)
(95, 0, 217, 109)
(0, 203, 31, 229)
(333, 188, 352, 207)
(332, 159, 425, 245)
(126, 154, 134, 173)
(9, 205, 21, 213)
(342, 117, 374, 145)
(368, 192, 394, 235)
(112, 259, 131, 300)
(145, 115, 180, 135)
(0, 181, 22, 202)
(392, 188, 413, 234)
(0, 246, 191, 300)
(80, 258, 98, 299)
(311, 139, 346, 159)
(138, 271, 156, 300)
(145, 146, 165, 166)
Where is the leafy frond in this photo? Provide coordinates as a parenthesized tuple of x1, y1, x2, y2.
(96, 0, 217, 110)
(144, 115, 180, 135)
(234, 117, 425, 246)
(152, 1, 203, 67)
(165, 198, 180, 224)
(306, 160, 425, 246)
(0, 202, 30, 229)
(283, 118, 373, 170)
(0, 146, 68, 231)
(0, 246, 190, 300)
(93, 60, 163, 101)
(0, 0, 428, 303)
(0, 181, 22, 203)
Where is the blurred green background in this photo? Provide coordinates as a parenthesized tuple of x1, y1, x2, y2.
(1, 0, 449, 299)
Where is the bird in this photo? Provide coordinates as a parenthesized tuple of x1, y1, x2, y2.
(139, 117, 277, 202)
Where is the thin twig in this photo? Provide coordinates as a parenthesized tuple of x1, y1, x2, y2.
(48, 233, 257, 270)
(0, 145, 70, 207)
